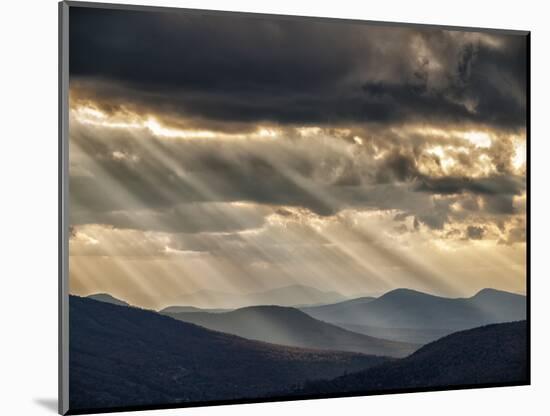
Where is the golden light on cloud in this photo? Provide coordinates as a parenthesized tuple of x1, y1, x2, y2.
(461, 131, 492, 148)
(296, 127, 322, 137)
(396, 125, 494, 148)
(419, 144, 495, 177)
(72, 104, 282, 141)
(425, 145, 456, 172)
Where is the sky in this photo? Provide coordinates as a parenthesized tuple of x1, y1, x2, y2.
(68, 6, 528, 310)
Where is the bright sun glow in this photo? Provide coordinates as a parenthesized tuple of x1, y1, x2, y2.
(512, 141, 527, 170)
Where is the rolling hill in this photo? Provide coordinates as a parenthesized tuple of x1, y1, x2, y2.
(159, 305, 229, 314)
(302, 288, 526, 334)
(334, 323, 454, 345)
(164, 305, 417, 358)
(69, 296, 386, 412)
(296, 320, 528, 395)
(162, 284, 346, 309)
(300, 296, 376, 323)
(86, 293, 130, 307)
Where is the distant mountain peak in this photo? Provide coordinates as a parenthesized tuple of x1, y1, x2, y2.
(254, 284, 343, 296)
(380, 288, 439, 299)
(87, 293, 130, 307)
(472, 288, 524, 298)
(167, 303, 417, 357)
(275, 284, 312, 290)
(230, 305, 325, 323)
(385, 288, 420, 295)
(237, 304, 299, 312)
(303, 286, 526, 334)
(166, 284, 345, 309)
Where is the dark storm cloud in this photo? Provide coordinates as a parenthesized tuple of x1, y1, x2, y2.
(502, 225, 526, 245)
(415, 174, 525, 196)
(361, 34, 527, 129)
(69, 6, 528, 129)
(371, 145, 525, 199)
(466, 225, 485, 240)
(483, 194, 515, 215)
(375, 151, 419, 183)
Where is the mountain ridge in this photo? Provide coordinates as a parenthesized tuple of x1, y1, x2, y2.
(164, 304, 417, 358)
(295, 320, 528, 395)
(86, 293, 130, 307)
(161, 284, 346, 309)
(70, 295, 386, 411)
(302, 287, 526, 335)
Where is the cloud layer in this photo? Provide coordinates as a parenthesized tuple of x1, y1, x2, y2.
(67, 6, 528, 309)
(69, 8, 527, 130)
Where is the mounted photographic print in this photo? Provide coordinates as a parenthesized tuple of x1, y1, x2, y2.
(58, 1, 530, 414)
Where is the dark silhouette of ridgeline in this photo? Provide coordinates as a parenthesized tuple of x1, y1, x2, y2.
(86, 293, 130, 307)
(164, 305, 418, 358)
(86, 287, 527, 347)
(69, 295, 386, 411)
(294, 320, 528, 395)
